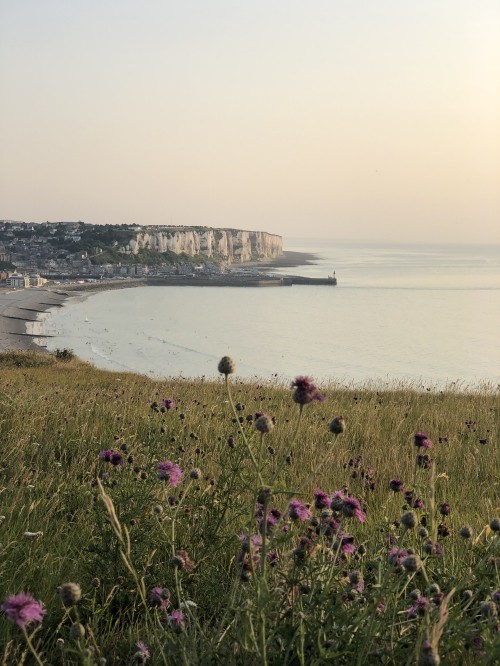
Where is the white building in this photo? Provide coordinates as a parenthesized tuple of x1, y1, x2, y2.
(6, 272, 30, 288)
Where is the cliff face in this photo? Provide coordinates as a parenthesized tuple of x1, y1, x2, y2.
(128, 228, 283, 264)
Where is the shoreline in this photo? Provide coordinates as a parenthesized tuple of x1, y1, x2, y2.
(0, 250, 319, 353)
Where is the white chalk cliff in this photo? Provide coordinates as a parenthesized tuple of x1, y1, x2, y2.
(127, 228, 283, 264)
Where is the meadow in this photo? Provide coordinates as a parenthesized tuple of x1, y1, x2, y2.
(0, 351, 498, 665)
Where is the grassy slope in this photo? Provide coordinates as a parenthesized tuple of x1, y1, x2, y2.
(0, 352, 498, 664)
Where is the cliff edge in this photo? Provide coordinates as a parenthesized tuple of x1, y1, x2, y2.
(128, 228, 283, 264)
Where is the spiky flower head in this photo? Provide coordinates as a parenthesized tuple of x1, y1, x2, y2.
(341, 496, 366, 523)
(254, 413, 274, 434)
(291, 376, 325, 405)
(489, 518, 500, 532)
(414, 432, 432, 449)
(218, 356, 236, 375)
(1, 592, 46, 628)
(403, 554, 421, 573)
(288, 499, 312, 521)
(167, 608, 185, 632)
(329, 416, 345, 436)
(401, 511, 418, 530)
(189, 468, 202, 480)
(158, 460, 182, 486)
(389, 479, 404, 493)
(459, 525, 472, 539)
(58, 582, 82, 607)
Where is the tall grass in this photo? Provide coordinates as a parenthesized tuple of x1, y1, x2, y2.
(0, 351, 498, 664)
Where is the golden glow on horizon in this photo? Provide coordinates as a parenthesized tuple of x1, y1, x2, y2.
(0, 1, 499, 244)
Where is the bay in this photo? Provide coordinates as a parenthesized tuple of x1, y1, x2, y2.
(43, 239, 500, 388)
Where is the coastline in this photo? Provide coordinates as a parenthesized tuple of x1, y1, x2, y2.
(0, 250, 319, 353)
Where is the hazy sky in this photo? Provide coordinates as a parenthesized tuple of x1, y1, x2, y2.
(1, 1, 499, 244)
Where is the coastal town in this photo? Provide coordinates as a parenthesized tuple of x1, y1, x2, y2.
(0, 220, 234, 286)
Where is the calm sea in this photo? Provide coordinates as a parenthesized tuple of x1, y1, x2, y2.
(41, 239, 500, 388)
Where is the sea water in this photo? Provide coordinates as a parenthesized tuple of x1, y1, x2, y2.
(42, 239, 500, 388)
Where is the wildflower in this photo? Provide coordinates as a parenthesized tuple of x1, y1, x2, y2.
(459, 525, 472, 539)
(423, 540, 443, 556)
(238, 533, 262, 551)
(341, 496, 366, 523)
(291, 376, 325, 405)
(189, 468, 201, 480)
(414, 432, 432, 449)
(438, 502, 451, 516)
(417, 453, 432, 469)
(158, 461, 182, 486)
(132, 642, 151, 663)
(329, 416, 345, 436)
(330, 490, 345, 511)
(254, 413, 274, 434)
(99, 450, 123, 467)
(479, 601, 498, 619)
(389, 479, 404, 492)
(403, 554, 421, 573)
(413, 498, 425, 510)
(333, 533, 355, 556)
(489, 518, 500, 532)
(58, 582, 81, 607)
(288, 499, 312, 521)
(314, 489, 331, 510)
(149, 586, 170, 610)
(136, 642, 150, 656)
(417, 526, 429, 539)
(1, 592, 46, 629)
(218, 356, 236, 375)
(161, 398, 175, 411)
(408, 596, 430, 618)
(401, 511, 417, 529)
(388, 547, 410, 569)
(172, 549, 195, 572)
(167, 608, 185, 632)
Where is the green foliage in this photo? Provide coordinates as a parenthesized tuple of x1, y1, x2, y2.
(0, 355, 498, 664)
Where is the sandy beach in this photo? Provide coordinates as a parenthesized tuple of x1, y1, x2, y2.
(0, 250, 318, 353)
(0, 288, 71, 352)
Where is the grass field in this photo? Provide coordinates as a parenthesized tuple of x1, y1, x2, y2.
(0, 351, 498, 665)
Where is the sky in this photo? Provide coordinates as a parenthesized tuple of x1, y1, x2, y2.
(1, 1, 499, 244)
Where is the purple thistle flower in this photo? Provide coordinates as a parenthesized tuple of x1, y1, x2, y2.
(389, 479, 404, 493)
(314, 489, 331, 510)
(167, 608, 185, 632)
(1, 592, 46, 629)
(99, 449, 114, 462)
(291, 376, 325, 405)
(161, 398, 176, 411)
(423, 540, 443, 556)
(149, 586, 170, 611)
(334, 533, 355, 556)
(330, 490, 345, 512)
(267, 550, 279, 566)
(388, 547, 410, 568)
(238, 533, 262, 550)
(110, 452, 124, 467)
(342, 496, 366, 523)
(288, 499, 312, 521)
(136, 642, 150, 660)
(158, 461, 182, 486)
(413, 497, 425, 510)
(414, 432, 432, 449)
(408, 597, 430, 618)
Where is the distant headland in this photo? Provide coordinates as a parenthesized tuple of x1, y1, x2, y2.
(0, 221, 283, 277)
